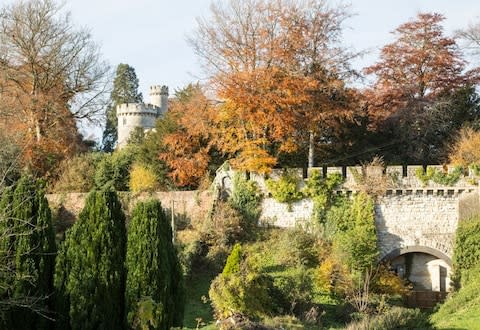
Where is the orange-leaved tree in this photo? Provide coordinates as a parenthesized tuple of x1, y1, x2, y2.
(0, 0, 109, 178)
(159, 84, 214, 188)
(190, 0, 356, 173)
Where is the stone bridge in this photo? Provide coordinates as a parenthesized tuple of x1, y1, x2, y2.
(216, 165, 480, 292)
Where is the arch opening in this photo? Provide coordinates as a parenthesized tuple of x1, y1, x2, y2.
(381, 246, 452, 292)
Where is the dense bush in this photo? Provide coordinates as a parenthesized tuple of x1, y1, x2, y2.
(274, 228, 319, 267)
(303, 170, 343, 222)
(202, 201, 247, 248)
(209, 244, 278, 320)
(345, 306, 432, 330)
(0, 176, 56, 329)
(229, 173, 262, 232)
(52, 153, 103, 192)
(452, 215, 480, 285)
(54, 189, 126, 329)
(125, 200, 184, 329)
(129, 163, 160, 192)
(266, 170, 303, 209)
(331, 193, 378, 274)
(94, 148, 136, 190)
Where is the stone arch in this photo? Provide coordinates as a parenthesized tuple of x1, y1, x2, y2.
(381, 245, 452, 267)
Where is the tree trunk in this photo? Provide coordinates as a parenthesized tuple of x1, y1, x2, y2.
(308, 131, 315, 168)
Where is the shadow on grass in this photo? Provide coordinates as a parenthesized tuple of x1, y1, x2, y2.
(183, 270, 217, 329)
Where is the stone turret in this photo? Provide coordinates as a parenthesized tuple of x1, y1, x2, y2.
(116, 84, 169, 149)
(149, 85, 168, 116)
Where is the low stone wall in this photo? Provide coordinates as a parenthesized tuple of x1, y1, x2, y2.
(47, 190, 214, 231)
(259, 198, 313, 228)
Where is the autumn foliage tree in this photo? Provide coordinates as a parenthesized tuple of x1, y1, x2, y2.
(364, 13, 477, 163)
(159, 84, 214, 187)
(0, 0, 109, 177)
(191, 0, 355, 173)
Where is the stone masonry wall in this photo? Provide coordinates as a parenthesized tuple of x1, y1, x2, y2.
(375, 194, 458, 259)
(47, 190, 214, 231)
(213, 164, 478, 259)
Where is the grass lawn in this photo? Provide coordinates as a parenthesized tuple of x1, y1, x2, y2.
(431, 264, 480, 330)
(183, 270, 217, 330)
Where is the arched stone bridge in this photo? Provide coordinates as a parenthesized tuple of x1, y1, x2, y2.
(215, 164, 480, 292)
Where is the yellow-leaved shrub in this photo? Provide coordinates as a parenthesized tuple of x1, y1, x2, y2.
(129, 163, 159, 192)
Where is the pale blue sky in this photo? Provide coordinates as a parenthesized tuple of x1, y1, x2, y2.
(61, 0, 480, 97)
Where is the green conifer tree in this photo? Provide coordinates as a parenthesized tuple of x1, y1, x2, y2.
(125, 200, 184, 329)
(102, 63, 143, 152)
(54, 189, 126, 329)
(0, 177, 56, 329)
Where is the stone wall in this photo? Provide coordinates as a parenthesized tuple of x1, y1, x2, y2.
(375, 194, 459, 260)
(47, 190, 214, 231)
(259, 198, 313, 228)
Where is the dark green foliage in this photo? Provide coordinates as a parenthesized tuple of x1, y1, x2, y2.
(229, 174, 262, 233)
(94, 148, 136, 191)
(0, 176, 56, 329)
(452, 215, 480, 285)
(54, 189, 126, 330)
(125, 199, 185, 329)
(103, 63, 143, 152)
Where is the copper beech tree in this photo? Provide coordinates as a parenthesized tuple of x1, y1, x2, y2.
(190, 0, 356, 173)
(159, 84, 214, 187)
(0, 0, 109, 177)
(364, 13, 477, 163)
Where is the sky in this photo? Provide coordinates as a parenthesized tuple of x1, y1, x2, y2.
(5, 0, 479, 139)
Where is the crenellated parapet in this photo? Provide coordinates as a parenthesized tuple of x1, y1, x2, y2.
(260, 165, 479, 196)
(116, 83, 169, 149)
(116, 103, 160, 117)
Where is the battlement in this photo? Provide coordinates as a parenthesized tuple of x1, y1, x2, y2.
(149, 85, 168, 95)
(244, 165, 479, 196)
(116, 103, 160, 116)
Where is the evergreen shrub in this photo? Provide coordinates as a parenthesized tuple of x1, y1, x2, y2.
(125, 199, 185, 329)
(54, 189, 126, 329)
(452, 215, 480, 285)
(0, 176, 56, 329)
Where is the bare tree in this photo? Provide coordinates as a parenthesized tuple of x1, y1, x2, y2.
(457, 21, 480, 60)
(0, 0, 110, 177)
(0, 0, 110, 132)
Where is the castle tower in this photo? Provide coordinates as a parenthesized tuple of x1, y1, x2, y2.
(149, 85, 168, 115)
(116, 84, 169, 149)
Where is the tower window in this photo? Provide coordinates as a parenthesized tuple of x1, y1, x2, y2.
(123, 117, 127, 125)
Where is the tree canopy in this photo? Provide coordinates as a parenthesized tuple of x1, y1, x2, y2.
(0, 0, 109, 177)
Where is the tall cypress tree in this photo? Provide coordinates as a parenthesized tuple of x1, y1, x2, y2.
(102, 63, 143, 152)
(54, 189, 126, 329)
(0, 177, 56, 329)
(125, 200, 184, 329)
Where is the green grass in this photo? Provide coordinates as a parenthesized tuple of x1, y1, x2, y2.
(183, 270, 217, 330)
(431, 263, 480, 330)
